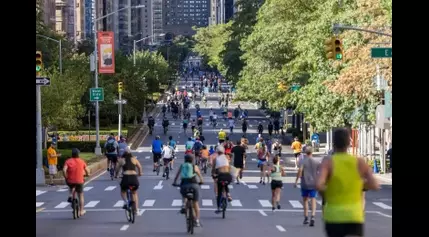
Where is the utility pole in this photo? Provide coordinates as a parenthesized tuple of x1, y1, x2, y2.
(118, 82, 124, 137)
(36, 51, 46, 185)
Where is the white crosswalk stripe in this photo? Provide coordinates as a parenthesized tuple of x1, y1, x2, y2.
(36, 198, 393, 210)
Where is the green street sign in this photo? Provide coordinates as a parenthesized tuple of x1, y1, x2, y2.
(371, 48, 392, 58)
(89, 88, 104, 102)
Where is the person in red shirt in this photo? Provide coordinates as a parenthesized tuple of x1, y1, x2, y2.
(63, 148, 90, 216)
(224, 137, 234, 157)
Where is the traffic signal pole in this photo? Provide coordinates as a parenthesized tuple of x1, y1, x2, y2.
(118, 91, 122, 138)
(36, 51, 45, 185)
(333, 24, 392, 37)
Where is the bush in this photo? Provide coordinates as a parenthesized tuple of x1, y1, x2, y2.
(56, 130, 129, 136)
(47, 141, 106, 152)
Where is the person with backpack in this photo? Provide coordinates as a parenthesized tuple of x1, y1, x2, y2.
(255, 137, 269, 184)
(104, 134, 119, 175)
(168, 136, 177, 170)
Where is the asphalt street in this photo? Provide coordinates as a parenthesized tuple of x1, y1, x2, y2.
(36, 72, 392, 237)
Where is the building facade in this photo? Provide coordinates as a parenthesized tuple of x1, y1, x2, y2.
(41, 0, 57, 31)
(163, 0, 210, 36)
(209, 0, 233, 25)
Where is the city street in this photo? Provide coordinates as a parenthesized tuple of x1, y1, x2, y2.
(36, 73, 392, 237)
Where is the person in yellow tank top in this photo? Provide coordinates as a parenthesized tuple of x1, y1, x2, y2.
(291, 137, 302, 169)
(316, 128, 380, 237)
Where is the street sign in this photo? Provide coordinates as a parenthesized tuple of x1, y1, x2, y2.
(371, 48, 392, 58)
(89, 88, 104, 102)
(114, 99, 127, 104)
(36, 77, 51, 86)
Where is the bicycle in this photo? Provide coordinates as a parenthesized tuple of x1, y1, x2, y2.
(217, 181, 229, 219)
(172, 183, 200, 234)
(124, 186, 136, 224)
(200, 157, 208, 174)
(156, 160, 162, 176)
(71, 187, 80, 219)
(109, 161, 116, 180)
(162, 158, 172, 180)
(163, 126, 168, 135)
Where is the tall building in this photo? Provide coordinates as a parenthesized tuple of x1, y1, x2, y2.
(41, 0, 56, 31)
(100, 0, 154, 53)
(209, 0, 233, 25)
(152, 0, 163, 44)
(163, 0, 210, 36)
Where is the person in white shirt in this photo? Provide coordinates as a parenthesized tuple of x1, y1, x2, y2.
(228, 118, 235, 133)
(162, 144, 173, 178)
(212, 113, 218, 127)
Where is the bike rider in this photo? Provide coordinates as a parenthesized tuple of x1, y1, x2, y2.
(257, 122, 264, 135)
(104, 134, 118, 176)
(185, 137, 195, 155)
(211, 146, 233, 214)
(148, 116, 155, 135)
(161, 143, 173, 178)
(162, 104, 167, 117)
(115, 151, 142, 213)
(212, 112, 218, 128)
(152, 136, 163, 172)
(172, 154, 204, 227)
(162, 117, 169, 134)
(168, 136, 177, 170)
(193, 137, 203, 164)
(209, 109, 214, 123)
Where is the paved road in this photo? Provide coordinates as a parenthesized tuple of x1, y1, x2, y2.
(36, 73, 392, 236)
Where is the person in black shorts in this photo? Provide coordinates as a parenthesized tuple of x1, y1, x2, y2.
(115, 152, 142, 212)
(231, 140, 246, 184)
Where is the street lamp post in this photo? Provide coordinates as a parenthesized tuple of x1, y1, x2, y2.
(36, 34, 63, 74)
(133, 33, 165, 66)
(92, 4, 145, 155)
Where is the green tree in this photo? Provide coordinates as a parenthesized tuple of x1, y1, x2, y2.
(41, 54, 89, 129)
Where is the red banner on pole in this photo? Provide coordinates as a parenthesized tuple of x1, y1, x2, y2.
(97, 31, 115, 74)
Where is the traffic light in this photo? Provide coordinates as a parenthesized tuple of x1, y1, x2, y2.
(118, 82, 123, 93)
(277, 82, 286, 91)
(36, 51, 43, 75)
(324, 37, 335, 60)
(334, 38, 343, 60)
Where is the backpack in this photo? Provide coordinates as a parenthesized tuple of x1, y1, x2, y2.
(106, 140, 116, 153)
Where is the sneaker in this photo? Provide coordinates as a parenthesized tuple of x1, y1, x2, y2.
(67, 197, 72, 203)
(309, 219, 315, 227)
(259, 179, 262, 184)
(303, 217, 309, 225)
(215, 209, 221, 214)
(277, 204, 281, 209)
(195, 219, 201, 227)
(122, 204, 128, 210)
(272, 206, 275, 211)
(180, 206, 186, 214)
(162, 173, 166, 178)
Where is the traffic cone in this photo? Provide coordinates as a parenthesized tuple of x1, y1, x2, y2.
(373, 160, 379, 173)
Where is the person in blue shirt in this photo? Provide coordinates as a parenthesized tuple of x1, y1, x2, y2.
(311, 133, 320, 151)
(168, 136, 177, 170)
(185, 137, 195, 155)
(152, 136, 163, 172)
(196, 109, 202, 118)
(209, 146, 215, 156)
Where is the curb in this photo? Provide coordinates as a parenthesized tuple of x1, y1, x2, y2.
(44, 157, 107, 185)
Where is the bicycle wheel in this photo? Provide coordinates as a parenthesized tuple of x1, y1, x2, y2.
(187, 203, 194, 234)
(73, 198, 79, 219)
(165, 166, 170, 180)
(125, 204, 132, 222)
(221, 198, 227, 219)
(156, 165, 160, 176)
(130, 201, 136, 224)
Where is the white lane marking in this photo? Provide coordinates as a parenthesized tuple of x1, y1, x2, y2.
(230, 200, 242, 207)
(200, 185, 210, 189)
(145, 156, 150, 159)
(142, 200, 156, 207)
(84, 201, 100, 208)
(376, 211, 392, 218)
(104, 186, 116, 191)
(172, 199, 182, 206)
(202, 199, 213, 206)
(248, 185, 258, 189)
(138, 209, 145, 216)
(289, 200, 303, 208)
(251, 159, 256, 161)
(154, 180, 163, 190)
(114, 200, 125, 207)
(54, 202, 70, 209)
(84, 170, 107, 186)
(36, 190, 46, 196)
(57, 188, 68, 192)
(120, 225, 129, 231)
(259, 210, 267, 216)
(36, 202, 44, 207)
(276, 225, 286, 232)
(373, 202, 392, 210)
(83, 187, 93, 192)
(259, 200, 272, 207)
(228, 185, 233, 189)
(240, 181, 247, 185)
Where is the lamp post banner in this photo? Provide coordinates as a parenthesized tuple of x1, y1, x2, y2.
(97, 31, 115, 74)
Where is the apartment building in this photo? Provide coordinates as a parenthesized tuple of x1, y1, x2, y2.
(163, 0, 210, 36)
(209, 0, 233, 25)
(41, 0, 56, 31)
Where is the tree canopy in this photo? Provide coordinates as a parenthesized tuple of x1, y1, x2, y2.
(193, 0, 392, 130)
